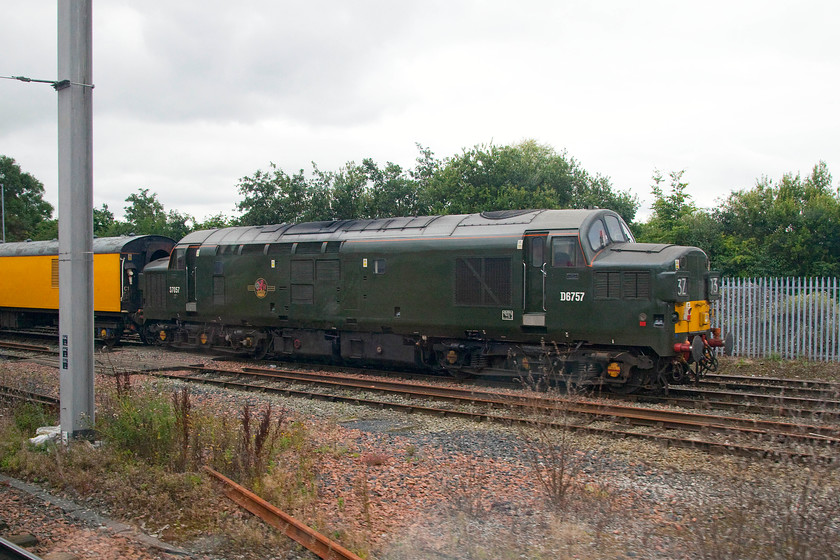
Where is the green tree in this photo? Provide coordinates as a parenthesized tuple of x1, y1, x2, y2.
(410, 143, 439, 200)
(0, 156, 54, 242)
(93, 203, 115, 237)
(32, 219, 58, 241)
(321, 161, 368, 220)
(235, 164, 315, 225)
(417, 140, 638, 222)
(101, 189, 192, 240)
(233, 141, 639, 225)
(192, 212, 234, 231)
(123, 188, 167, 233)
(635, 169, 704, 245)
(361, 159, 420, 218)
(716, 161, 840, 277)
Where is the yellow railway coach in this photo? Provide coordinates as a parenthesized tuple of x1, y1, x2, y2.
(0, 235, 175, 342)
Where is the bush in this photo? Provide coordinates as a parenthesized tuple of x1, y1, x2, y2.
(97, 391, 175, 465)
(13, 402, 52, 435)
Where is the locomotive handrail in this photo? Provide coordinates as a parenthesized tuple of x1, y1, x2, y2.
(541, 262, 547, 311)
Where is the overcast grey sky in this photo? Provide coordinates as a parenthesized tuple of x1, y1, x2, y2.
(1, 1, 838, 222)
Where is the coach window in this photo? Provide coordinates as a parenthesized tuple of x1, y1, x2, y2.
(587, 220, 609, 251)
(551, 237, 580, 267)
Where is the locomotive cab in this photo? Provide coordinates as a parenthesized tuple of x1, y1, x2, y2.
(569, 211, 724, 388)
(518, 210, 727, 391)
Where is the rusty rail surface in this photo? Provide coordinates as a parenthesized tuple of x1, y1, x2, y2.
(0, 386, 60, 409)
(203, 467, 362, 560)
(0, 341, 52, 353)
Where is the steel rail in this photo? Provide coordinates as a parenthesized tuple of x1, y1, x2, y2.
(705, 373, 840, 390)
(621, 393, 840, 422)
(204, 467, 362, 560)
(0, 341, 52, 353)
(697, 379, 840, 399)
(228, 363, 840, 413)
(0, 536, 43, 560)
(0, 386, 59, 409)
(668, 385, 840, 409)
(240, 361, 840, 418)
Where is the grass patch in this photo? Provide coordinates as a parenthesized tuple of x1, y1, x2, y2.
(0, 378, 350, 559)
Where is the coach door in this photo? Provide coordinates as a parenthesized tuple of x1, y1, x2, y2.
(522, 232, 548, 327)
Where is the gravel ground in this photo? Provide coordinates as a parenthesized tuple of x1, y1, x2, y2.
(1, 345, 839, 559)
(0, 474, 188, 560)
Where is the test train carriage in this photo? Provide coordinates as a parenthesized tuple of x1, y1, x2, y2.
(140, 209, 730, 392)
(0, 235, 176, 343)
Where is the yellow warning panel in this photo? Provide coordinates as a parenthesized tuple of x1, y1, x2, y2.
(674, 299, 711, 334)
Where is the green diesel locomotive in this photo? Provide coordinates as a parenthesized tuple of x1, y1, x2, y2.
(140, 209, 730, 392)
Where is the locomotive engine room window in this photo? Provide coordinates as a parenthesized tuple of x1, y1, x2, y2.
(374, 259, 386, 274)
(587, 220, 609, 251)
(455, 257, 512, 306)
(551, 237, 580, 267)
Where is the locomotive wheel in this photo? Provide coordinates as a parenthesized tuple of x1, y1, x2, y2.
(607, 368, 643, 395)
(102, 336, 120, 351)
(198, 331, 216, 353)
(150, 328, 169, 346)
(668, 360, 687, 384)
(439, 348, 472, 380)
(443, 365, 471, 380)
(251, 338, 270, 360)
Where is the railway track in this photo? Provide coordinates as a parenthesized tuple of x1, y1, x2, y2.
(0, 341, 52, 355)
(705, 372, 840, 390)
(154, 364, 840, 462)
(3, 340, 837, 457)
(619, 391, 840, 423)
(0, 386, 59, 409)
(667, 385, 840, 412)
(213, 357, 840, 419)
(698, 373, 840, 400)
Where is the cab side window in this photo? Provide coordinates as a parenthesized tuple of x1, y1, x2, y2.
(170, 248, 186, 270)
(587, 220, 609, 251)
(604, 215, 627, 242)
(551, 237, 581, 267)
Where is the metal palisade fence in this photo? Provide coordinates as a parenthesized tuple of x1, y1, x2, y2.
(713, 277, 840, 362)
